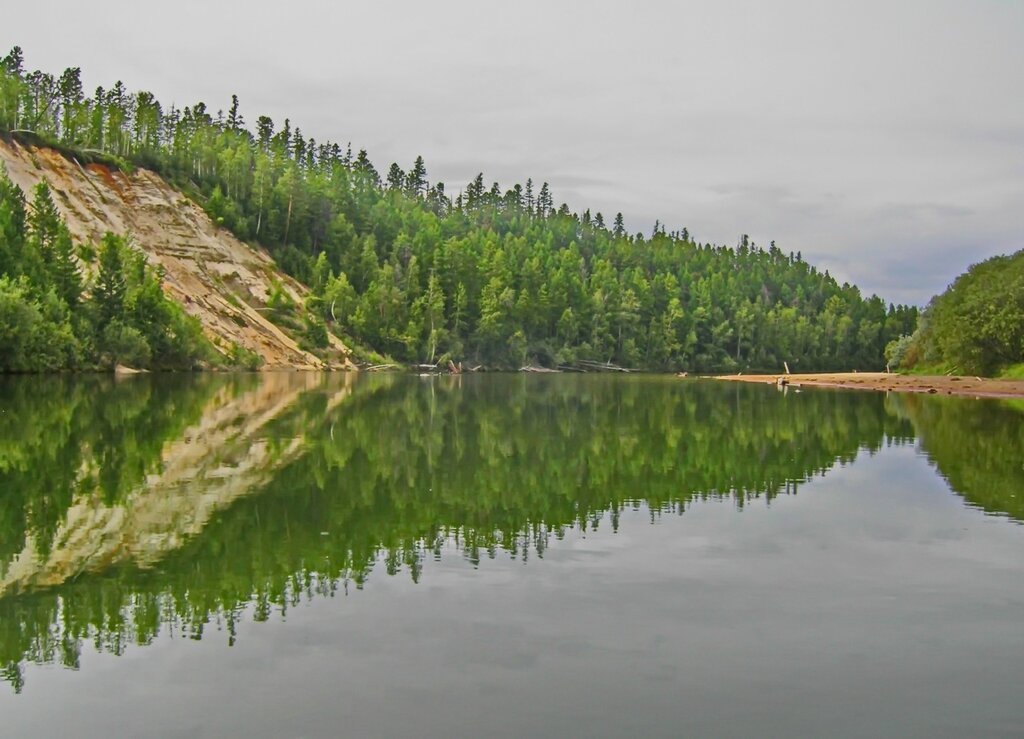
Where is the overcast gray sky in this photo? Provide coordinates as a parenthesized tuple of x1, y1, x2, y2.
(5, 0, 1022, 305)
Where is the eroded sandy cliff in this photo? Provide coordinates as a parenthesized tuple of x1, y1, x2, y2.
(0, 138, 354, 369)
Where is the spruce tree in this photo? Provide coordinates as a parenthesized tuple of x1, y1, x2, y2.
(386, 163, 405, 191)
(93, 233, 126, 328)
(227, 94, 243, 130)
(405, 156, 427, 198)
(28, 183, 62, 263)
(0, 167, 27, 276)
(51, 229, 82, 309)
(537, 182, 552, 217)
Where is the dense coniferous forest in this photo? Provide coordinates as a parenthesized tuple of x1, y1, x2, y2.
(0, 47, 919, 371)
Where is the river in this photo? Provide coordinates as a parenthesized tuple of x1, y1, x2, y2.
(1, 373, 1022, 737)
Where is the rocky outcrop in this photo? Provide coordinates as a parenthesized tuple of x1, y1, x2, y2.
(0, 138, 354, 370)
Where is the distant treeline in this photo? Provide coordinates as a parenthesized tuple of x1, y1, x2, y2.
(0, 46, 918, 371)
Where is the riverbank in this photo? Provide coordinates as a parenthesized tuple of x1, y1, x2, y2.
(712, 372, 1024, 399)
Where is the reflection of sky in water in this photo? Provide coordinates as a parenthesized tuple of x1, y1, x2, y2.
(5, 444, 1024, 738)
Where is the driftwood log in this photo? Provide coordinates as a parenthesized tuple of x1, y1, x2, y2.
(574, 360, 634, 373)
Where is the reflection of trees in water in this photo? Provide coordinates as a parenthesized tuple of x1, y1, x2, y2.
(888, 393, 1024, 523)
(0, 372, 350, 691)
(0, 375, 919, 690)
(0, 374, 236, 691)
(0, 374, 240, 569)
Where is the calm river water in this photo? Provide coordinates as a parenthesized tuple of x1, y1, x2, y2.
(1, 373, 1022, 737)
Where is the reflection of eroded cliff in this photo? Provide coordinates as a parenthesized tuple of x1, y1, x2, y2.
(113, 376, 920, 589)
(4, 379, 1021, 694)
(0, 377, 916, 691)
(0, 372, 354, 598)
(888, 393, 1024, 523)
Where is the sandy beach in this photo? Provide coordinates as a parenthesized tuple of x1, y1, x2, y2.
(712, 372, 1024, 399)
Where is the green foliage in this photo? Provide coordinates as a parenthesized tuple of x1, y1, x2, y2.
(1, 47, 920, 370)
(302, 314, 329, 350)
(0, 163, 27, 277)
(92, 232, 126, 328)
(936, 254, 1024, 374)
(998, 363, 1024, 380)
(99, 320, 151, 366)
(0, 166, 211, 371)
(884, 334, 914, 369)
(904, 250, 1024, 376)
(86, 233, 212, 369)
(265, 279, 295, 315)
(0, 277, 80, 371)
(223, 342, 264, 370)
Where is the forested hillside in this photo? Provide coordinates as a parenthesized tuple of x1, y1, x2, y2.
(0, 47, 918, 371)
(891, 250, 1024, 376)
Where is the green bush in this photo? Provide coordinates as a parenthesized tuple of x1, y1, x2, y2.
(99, 320, 152, 367)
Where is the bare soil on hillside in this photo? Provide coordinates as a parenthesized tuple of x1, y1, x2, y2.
(0, 138, 354, 370)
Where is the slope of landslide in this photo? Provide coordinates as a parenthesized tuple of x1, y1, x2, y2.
(0, 137, 354, 370)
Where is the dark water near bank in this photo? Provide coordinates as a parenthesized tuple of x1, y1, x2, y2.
(1, 373, 1023, 737)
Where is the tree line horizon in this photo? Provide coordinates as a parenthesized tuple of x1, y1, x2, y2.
(0, 45, 927, 372)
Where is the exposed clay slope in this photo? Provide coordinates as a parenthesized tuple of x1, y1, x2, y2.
(0, 138, 354, 370)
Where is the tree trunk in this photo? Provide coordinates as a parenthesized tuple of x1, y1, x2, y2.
(283, 192, 293, 247)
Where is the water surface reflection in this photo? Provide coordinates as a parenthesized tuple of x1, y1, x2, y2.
(0, 373, 1021, 696)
